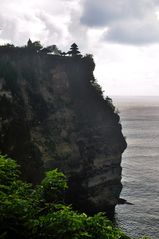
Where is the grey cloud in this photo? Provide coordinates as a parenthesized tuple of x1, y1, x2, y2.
(0, 13, 40, 45)
(80, 0, 159, 44)
(104, 19, 159, 45)
(80, 0, 154, 26)
(0, 0, 73, 46)
(37, 12, 62, 41)
(0, 15, 19, 43)
(68, 9, 89, 50)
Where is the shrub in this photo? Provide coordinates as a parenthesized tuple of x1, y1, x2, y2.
(0, 154, 149, 239)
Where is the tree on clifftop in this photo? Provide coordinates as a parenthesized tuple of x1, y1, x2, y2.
(67, 43, 80, 56)
(27, 39, 43, 51)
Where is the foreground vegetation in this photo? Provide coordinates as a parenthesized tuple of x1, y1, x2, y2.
(0, 155, 149, 239)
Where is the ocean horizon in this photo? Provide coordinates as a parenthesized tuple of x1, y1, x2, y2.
(112, 96, 159, 239)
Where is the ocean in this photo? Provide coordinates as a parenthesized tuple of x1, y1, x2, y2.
(113, 96, 159, 239)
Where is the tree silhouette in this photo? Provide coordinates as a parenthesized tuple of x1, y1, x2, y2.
(67, 43, 80, 56)
(27, 39, 42, 51)
(46, 45, 61, 55)
(27, 39, 32, 48)
(32, 41, 43, 51)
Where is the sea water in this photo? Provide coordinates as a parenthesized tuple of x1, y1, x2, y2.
(113, 96, 159, 239)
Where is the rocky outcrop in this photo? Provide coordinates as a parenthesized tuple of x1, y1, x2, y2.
(0, 50, 126, 215)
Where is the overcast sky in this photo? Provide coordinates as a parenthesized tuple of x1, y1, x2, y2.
(1, 0, 159, 96)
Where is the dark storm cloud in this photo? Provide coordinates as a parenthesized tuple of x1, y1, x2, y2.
(80, 0, 159, 45)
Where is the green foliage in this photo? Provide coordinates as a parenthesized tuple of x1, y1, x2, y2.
(0, 155, 35, 238)
(40, 169, 68, 203)
(0, 155, 20, 185)
(139, 237, 151, 239)
(0, 155, 150, 239)
(30, 207, 130, 239)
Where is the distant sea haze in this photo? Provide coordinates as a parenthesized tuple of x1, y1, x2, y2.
(113, 96, 159, 239)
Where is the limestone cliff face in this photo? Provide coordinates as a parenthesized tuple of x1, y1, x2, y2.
(0, 50, 126, 215)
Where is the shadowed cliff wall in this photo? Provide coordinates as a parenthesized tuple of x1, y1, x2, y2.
(0, 50, 127, 215)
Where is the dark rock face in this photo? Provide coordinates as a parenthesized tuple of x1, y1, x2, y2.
(0, 51, 127, 215)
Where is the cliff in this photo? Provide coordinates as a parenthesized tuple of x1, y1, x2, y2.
(0, 49, 127, 215)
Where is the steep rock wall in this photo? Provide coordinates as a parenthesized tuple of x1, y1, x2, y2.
(0, 50, 127, 215)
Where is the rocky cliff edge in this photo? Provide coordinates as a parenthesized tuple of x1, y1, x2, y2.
(0, 50, 127, 215)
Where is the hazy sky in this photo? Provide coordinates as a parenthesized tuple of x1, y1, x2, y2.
(1, 0, 159, 96)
